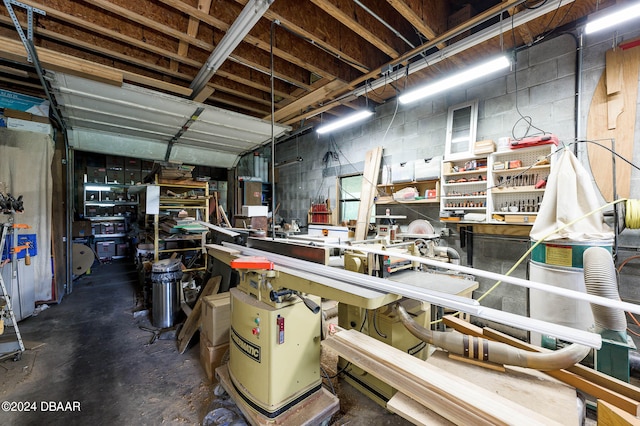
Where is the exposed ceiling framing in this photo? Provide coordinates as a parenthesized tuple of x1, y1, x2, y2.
(0, 0, 621, 142)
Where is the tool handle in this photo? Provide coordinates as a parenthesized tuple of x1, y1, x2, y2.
(300, 295, 320, 314)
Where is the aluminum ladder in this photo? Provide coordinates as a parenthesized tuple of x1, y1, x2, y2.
(0, 221, 25, 361)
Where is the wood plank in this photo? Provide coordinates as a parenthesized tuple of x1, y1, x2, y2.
(587, 44, 640, 200)
(387, 392, 453, 426)
(331, 329, 561, 425)
(385, 0, 445, 50)
(271, 79, 345, 122)
(177, 276, 222, 354)
(447, 353, 506, 372)
(83, 0, 213, 51)
(482, 327, 640, 404)
(193, 85, 216, 103)
(428, 349, 578, 425)
(606, 49, 624, 130)
(324, 337, 491, 425)
(482, 327, 640, 416)
(172, 0, 212, 71)
(309, 0, 399, 58)
(355, 147, 383, 241)
(0, 36, 123, 86)
(442, 314, 485, 337)
(598, 399, 640, 426)
(18, 0, 201, 68)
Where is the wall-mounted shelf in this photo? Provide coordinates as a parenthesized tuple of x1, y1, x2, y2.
(375, 179, 440, 205)
(487, 144, 555, 225)
(440, 157, 488, 217)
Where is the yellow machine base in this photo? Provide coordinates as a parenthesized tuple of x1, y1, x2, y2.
(216, 364, 339, 426)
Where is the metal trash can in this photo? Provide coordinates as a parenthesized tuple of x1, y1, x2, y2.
(151, 258, 182, 328)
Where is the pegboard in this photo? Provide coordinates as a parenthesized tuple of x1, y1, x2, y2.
(491, 191, 544, 213)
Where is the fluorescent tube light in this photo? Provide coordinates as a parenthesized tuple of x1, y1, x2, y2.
(190, 0, 273, 97)
(585, 2, 640, 34)
(398, 56, 511, 104)
(316, 110, 373, 134)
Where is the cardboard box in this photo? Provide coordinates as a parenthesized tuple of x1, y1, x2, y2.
(241, 205, 268, 217)
(124, 157, 141, 171)
(106, 155, 124, 170)
(97, 206, 114, 217)
(199, 332, 229, 382)
(0, 90, 49, 116)
(72, 221, 93, 238)
(96, 241, 116, 259)
(202, 292, 231, 347)
(6, 117, 52, 135)
(101, 223, 115, 234)
(114, 205, 136, 216)
(116, 243, 128, 257)
(86, 167, 107, 183)
(3, 108, 50, 123)
(124, 170, 141, 185)
(106, 169, 125, 184)
(243, 181, 263, 205)
(234, 216, 268, 230)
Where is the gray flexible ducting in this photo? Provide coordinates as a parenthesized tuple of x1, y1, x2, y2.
(583, 247, 627, 334)
(396, 304, 590, 371)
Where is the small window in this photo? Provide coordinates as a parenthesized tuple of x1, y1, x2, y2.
(445, 100, 479, 160)
(339, 174, 362, 224)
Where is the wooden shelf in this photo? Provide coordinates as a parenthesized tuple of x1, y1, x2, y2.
(376, 198, 439, 205)
(492, 164, 550, 174)
(442, 168, 488, 178)
(378, 178, 438, 188)
(490, 186, 545, 194)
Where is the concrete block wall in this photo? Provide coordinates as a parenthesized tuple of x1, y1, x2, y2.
(266, 27, 640, 335)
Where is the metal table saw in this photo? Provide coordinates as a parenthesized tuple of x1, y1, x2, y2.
(206, 237, 479, 424)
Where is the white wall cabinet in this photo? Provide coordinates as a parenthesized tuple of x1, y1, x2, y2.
(439, 143, 556, 225)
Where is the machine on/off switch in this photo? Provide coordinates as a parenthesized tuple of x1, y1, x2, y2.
(277, 315, 285, 344)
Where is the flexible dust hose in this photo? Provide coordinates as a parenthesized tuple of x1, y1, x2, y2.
(583, 247, 627, 337)
(396, 304, 590, 371)
(433, 246, 460, 264)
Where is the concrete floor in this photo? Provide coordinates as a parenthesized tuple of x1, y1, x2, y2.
(0, 260, 405, 425)
(2, 258, 638, 425)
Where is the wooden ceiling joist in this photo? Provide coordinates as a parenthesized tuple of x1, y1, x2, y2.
(310, 0, 401, 59)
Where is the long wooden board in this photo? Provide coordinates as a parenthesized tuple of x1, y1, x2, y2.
(177, 275, 221, 354)
(598, 399, 640, 426)
(480, 327, 640, 416)
(587, 44, 640, 201)
(355, 146, 383, 241)
(387, 392, 453, 426)
(326, 329, 561, 425)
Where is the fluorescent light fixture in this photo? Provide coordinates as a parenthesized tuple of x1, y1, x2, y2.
(585, 2, 640, 34)
(399, 56, 510, 104)
(316, 110, 373, 134)
(190, 0, 273, 98)
(275, 156, 303, 168)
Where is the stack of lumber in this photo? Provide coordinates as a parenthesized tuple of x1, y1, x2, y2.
(442, 315, 640, 421)
(323, 328, 561, 425)
(159, 162, 194, 180)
